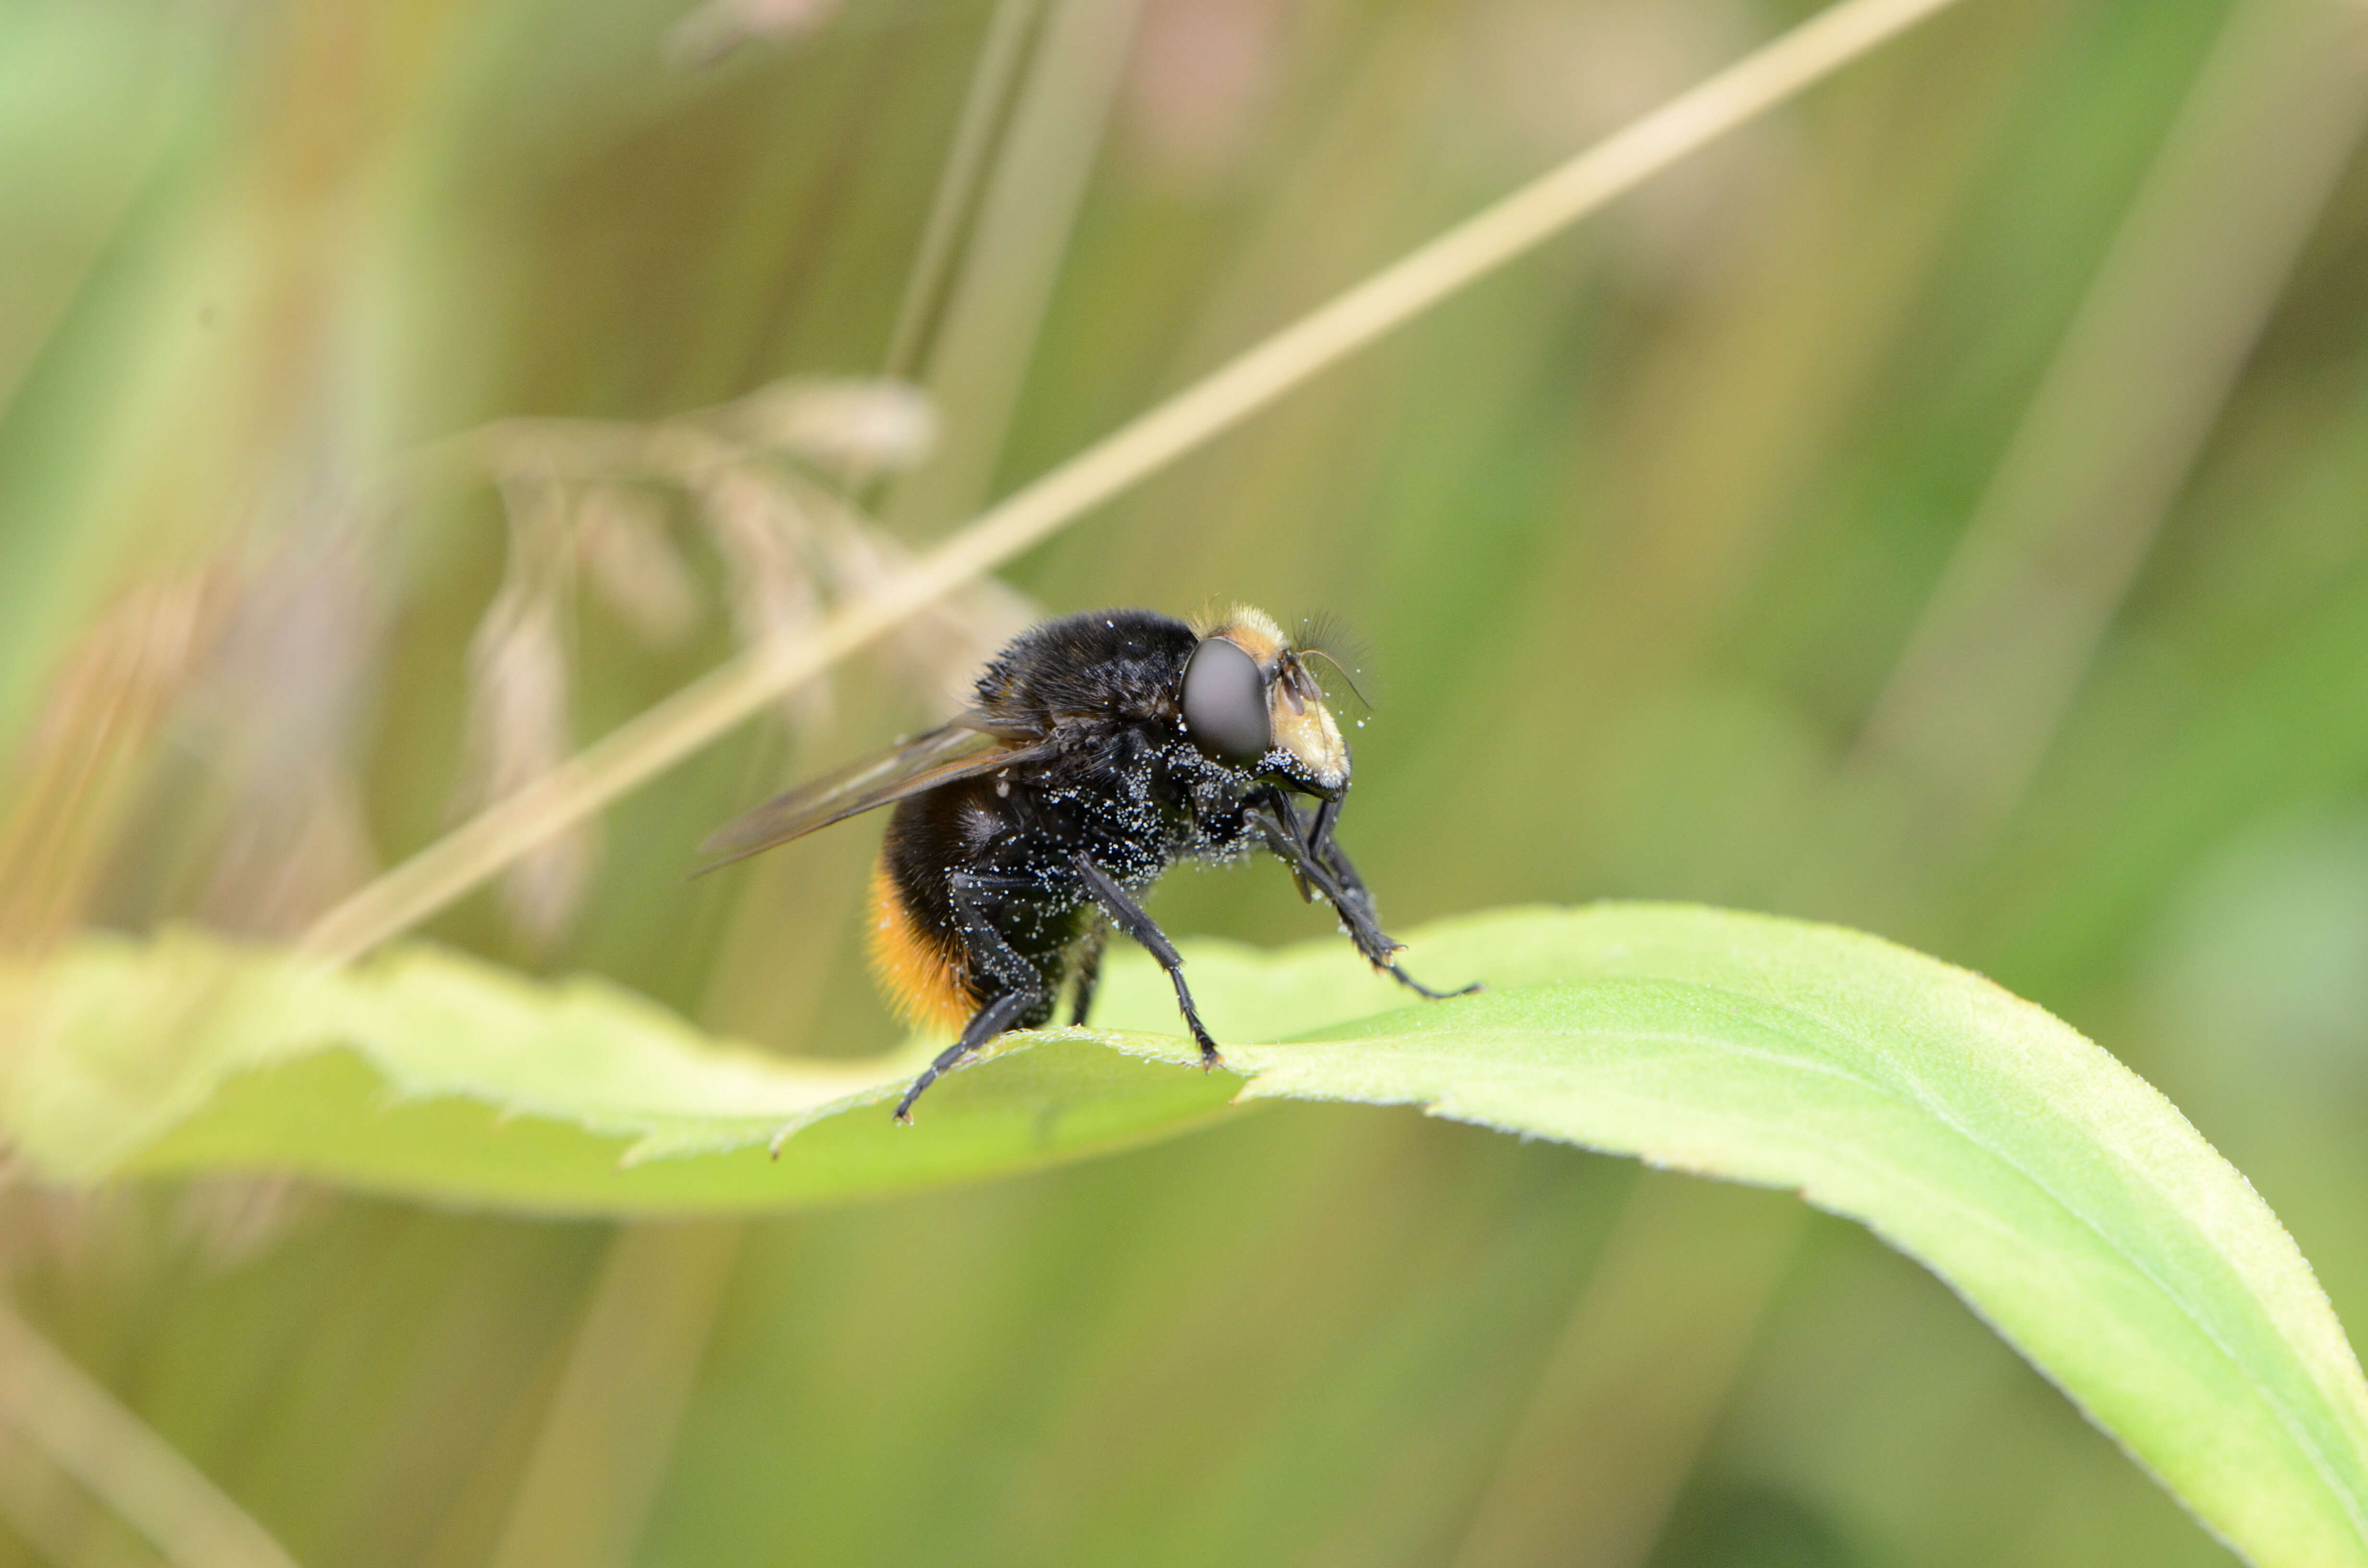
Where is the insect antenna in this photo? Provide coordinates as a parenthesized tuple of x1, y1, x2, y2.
(1294, 611, 1373, 709)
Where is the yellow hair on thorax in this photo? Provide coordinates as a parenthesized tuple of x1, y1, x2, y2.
(1192, 603, 1287, 668)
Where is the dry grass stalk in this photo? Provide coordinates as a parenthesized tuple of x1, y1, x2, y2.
(425, 376, 1019, 943)
(574, 486, 700, 648)
(665, 0, 844, 70)
(0, 1305, 303, 1568)
(0, 577, 221, 953)
(189, 526, 390, 939)
(300, 0, 1973, 965)
(460, 535, 587, 946)
(694, 466, 836, 732)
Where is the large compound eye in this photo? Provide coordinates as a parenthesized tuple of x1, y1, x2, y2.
(1181, 636, 1271, 761)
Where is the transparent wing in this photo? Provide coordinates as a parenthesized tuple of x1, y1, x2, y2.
(695, 718, 1048, 874)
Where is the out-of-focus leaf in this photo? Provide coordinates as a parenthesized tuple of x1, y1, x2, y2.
(4, 906, 2364, 1567)
(0, 925, 1240, 1213)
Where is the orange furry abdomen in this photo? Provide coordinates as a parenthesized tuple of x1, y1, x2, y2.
(866, 858, 974, 1034)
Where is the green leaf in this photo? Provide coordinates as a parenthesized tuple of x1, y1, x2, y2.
(5, 905, 2365, 1566)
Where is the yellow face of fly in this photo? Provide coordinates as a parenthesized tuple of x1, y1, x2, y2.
(1196, 606, 1350, 794)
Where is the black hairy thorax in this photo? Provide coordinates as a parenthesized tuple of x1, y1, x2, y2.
(883, 610, 1263, 1017)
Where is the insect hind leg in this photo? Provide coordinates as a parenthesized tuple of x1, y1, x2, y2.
(894, 991, 1032, 1123)
(893, 871, 1049, 1123)
(1069, 912, 1110, 1026)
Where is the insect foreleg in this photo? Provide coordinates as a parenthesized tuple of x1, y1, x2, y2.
(1249, 796, 1391, 965)
(1295, 796, 1386, 936)
(892, 872, 1048, 1123)
(1073, 854, 1223, 1069)
(1305, 797, 1357, 895)
(1377, 956, 1480, 1001)
(1252, 794, 1478, 1003)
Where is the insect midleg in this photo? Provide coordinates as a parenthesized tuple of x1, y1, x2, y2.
(1069, 912, 1110, 1026)
(892, 871, 1048, 1123)
(1072, 853, 1223, 1069)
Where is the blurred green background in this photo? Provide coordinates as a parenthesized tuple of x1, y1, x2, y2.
(5, 0, 2368, 1562)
